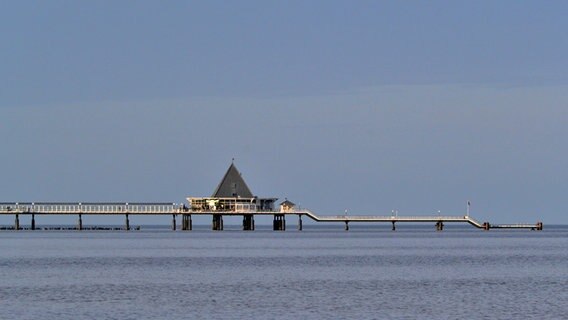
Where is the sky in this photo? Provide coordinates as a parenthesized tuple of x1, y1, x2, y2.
(1, 1, 567, 225)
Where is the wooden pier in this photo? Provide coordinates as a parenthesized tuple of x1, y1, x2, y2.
(0, 162, 543, 232)
(0, 202, 543, 231)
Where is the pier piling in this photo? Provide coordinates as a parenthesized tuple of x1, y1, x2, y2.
(273, 214, 285, 231)
(125, 214, 130, 231)
(78, 214, 83, 231)
(31, 214, 36, 230)
(391, 221, 396, 231)
(15, 214, 20, 230)
(242, 214, 254, 230)
(483, 222, 490, 231)
(345, 220, 349, 231)
(298, 214, 303, 231)
(436, 221, 444, 231)
(172, 214, 176, 231)
(212, 214, 224, 230)
(181, 214, 192, 230)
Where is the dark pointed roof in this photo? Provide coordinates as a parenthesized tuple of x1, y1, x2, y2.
(212, 163, 254, 198)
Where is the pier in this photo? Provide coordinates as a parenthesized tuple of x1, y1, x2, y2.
(0, 163, 543, 231)
(0, 202, 543, 231)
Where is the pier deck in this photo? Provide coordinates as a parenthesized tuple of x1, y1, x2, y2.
(0, 202, 542, 231)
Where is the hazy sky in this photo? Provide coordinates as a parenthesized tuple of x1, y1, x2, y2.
(1, 1, 567, 225)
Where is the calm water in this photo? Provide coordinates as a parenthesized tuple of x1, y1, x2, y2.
(0, 226, 566, 320)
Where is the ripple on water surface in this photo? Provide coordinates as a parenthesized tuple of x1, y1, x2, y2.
(0, 228, 566, 320)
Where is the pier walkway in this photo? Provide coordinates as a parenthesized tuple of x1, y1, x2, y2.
(0, 202, 543, 231)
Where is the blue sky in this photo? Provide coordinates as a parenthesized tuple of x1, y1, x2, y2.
(1, 1, 567, 225)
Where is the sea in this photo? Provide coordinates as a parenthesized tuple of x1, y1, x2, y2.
(0, 224, 566, 320)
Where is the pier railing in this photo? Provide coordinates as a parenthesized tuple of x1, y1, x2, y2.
(0, 202, 179, 214)
(295, 209, 471, 223)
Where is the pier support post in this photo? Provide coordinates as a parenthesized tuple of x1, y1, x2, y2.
(345, 221, 349, 231)
(536, 221, 543, 231)
(298, 215, 303, 231)
(273, 214, 285, 231)
(482, 222, 490, 231)
(172, 214, 176, 231)
(78, 214, 83, 231)
(436, 221, 444, 231)
(391, 221, 396, 231)
(15, 214, 20, 230)
(125, 214, 130, 231)
(242, 214, 254, 231)
(212, 214, 224, 231)
(31, 214, 36, 230)
(181, 214, 192, 231)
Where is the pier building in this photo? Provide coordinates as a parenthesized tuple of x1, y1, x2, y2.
(188, 162, 277, 214)
(187, 162, 278, 230)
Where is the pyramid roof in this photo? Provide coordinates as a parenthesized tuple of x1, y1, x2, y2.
(212, 163, 254, 198)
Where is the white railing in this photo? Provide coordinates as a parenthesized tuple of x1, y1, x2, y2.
(289, 209, 470, 222)
(0, 202, 179, 214)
